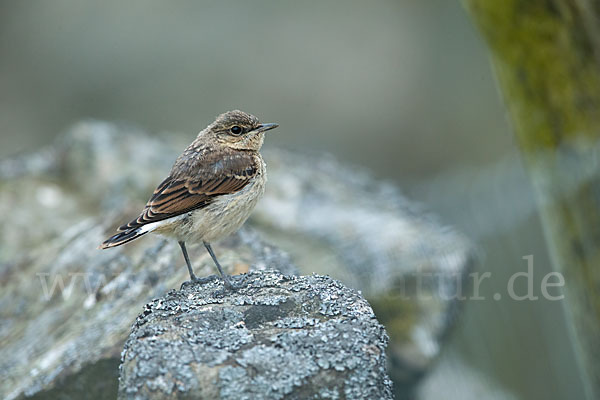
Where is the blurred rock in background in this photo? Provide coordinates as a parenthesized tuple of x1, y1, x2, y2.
(1, 122, 473, 399)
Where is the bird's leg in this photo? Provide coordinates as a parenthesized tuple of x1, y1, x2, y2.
(179, 241, 198, 281)
(178, 241, 218, 289)
(203, 241, 235, 290)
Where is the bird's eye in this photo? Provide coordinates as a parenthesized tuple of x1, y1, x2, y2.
(230, 126, 243, 135)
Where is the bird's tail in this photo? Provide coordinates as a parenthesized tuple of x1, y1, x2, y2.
(99, 228, 148, 249)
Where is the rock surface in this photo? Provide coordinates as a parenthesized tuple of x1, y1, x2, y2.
(119, 270, 393, 400)
(0, 121, 474, 399)
(0, 227, 293, 400)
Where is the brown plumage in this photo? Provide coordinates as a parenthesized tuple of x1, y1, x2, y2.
(99, 110, 278, 288)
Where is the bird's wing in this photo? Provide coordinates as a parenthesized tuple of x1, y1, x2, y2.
(117, 152, 258, 231)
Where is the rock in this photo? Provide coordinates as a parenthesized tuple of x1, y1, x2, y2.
(119, 270, 393, 400)
(0, 121, 474, 399)
(0, 229, 294, 400)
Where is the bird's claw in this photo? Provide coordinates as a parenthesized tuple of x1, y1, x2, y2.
(180, 275, 218, 290)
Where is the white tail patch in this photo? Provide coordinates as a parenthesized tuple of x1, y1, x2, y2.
(139, 214, 187, 234)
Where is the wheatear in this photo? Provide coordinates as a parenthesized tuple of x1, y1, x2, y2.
(100, 110, 278, 289)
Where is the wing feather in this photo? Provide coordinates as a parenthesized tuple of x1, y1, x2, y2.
(116, 151, 258, 232)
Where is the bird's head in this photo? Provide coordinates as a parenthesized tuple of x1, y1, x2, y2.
(202, 110, 278, 151)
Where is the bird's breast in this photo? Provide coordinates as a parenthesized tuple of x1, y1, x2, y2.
(183, 160, 266, 242)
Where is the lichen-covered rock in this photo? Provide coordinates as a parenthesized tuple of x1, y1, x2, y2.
(0, 228, 294, 400)
(119, 270, 393, 400)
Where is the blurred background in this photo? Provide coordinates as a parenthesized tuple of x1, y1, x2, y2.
(0, 1, 584, 399)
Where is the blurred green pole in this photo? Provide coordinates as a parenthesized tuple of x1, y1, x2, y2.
(462, 1, 600, 398)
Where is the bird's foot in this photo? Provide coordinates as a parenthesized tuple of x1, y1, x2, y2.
(180, 275, 218, 290)
(194, 275, 218, 284)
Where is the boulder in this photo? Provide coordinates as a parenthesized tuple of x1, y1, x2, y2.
(119, 271, 393, 399)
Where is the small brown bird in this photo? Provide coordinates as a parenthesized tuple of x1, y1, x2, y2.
(100, 110, 278, 289)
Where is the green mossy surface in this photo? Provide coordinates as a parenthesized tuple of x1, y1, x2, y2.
(464, 1, 600, 396)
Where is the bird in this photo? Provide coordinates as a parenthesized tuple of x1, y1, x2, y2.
(99, 110, 278, 289)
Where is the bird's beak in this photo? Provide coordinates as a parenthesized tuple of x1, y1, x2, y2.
(254, 123, 279, 133)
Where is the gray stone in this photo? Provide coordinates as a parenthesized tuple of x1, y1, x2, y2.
(118, 270, 393, 399)
(0, 228, 294, 400)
